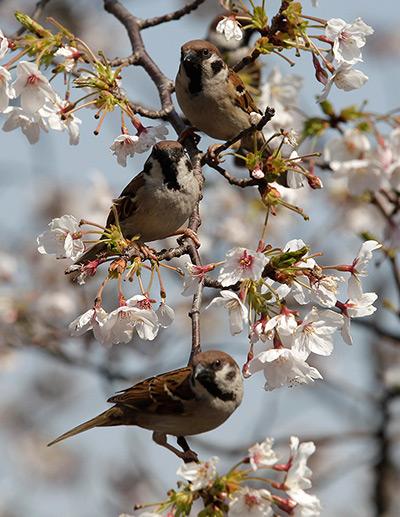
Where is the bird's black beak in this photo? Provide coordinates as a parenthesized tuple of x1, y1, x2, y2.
(195, 365, 214, 384)
(182, 49, 199, 65)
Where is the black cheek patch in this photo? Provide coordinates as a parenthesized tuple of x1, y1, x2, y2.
(211, 59, 224, 76)
(225, 369, 236, 382)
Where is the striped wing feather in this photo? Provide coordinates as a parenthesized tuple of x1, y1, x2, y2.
(106, 172, 146, 227)
(107, 366, 194, 414)
(228, 69, 261, 116)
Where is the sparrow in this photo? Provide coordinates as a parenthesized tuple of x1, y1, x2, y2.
(75, 140, 200, 265)
(206, 16, 261, 95)
(47, 350, 243, 462)
(175, 39, 264, 150)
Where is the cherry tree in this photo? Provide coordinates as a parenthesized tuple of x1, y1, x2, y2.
(0, 0, 399, 516)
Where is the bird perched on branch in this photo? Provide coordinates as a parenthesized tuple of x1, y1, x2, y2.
(175, 39, 265, 151)
(48, 350, 243, 462)
(74, 140, 200, 266)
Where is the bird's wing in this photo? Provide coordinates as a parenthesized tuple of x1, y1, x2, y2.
(107, 366, 194, 415)
(228, 68, 261, 116)
(106, 172, 146, 227)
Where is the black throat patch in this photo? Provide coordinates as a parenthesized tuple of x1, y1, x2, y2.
(182, 61, 202, 95)
(154, 149, 190, 191)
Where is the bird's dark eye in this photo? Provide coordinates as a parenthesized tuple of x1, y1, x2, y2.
(202, 48, 210, 57)
(212, 359, 221, 369)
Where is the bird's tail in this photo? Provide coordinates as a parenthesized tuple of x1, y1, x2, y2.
(47, 406, 123, 446)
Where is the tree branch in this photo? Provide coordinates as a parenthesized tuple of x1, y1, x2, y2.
(138, 0, 207, 30)
(233, 47, 261, 73)
(206, 162, 259, 188)
(202, 106, 275, 160)
(103, 0, 204, 362)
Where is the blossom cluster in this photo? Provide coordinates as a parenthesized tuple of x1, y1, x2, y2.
(199, 240, 381, 390)
(125, 435, 321, 517)
(0, 19, 167, 165)
(215, 3, 373, 102)
(0, 42, 81, 144)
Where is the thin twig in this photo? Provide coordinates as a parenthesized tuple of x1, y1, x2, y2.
(233, 47, 261, 73)
(206, 162, 259, 188)
(188, 279, 204, 364)
(203, 106, 275, 159)
(138, 0, 207, 30)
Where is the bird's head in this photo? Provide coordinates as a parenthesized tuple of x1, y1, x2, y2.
(180, 40, 227, 81)
(191, 350, 243, 404)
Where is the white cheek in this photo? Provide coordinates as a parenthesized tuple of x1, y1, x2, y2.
(215, 364, 243, 400)
(203, 55, 228, 84)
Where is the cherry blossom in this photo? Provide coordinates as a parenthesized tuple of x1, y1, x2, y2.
(287, 151, 305, 189)
(248, 438, 279, 471)
(177, 457, 218, 490)
(324, 128, 371, 169)
(181, 262, 215, 297)
(263, 312, 298, 343)
(126, 295, 160, 341)
(156, 302, 175, 328)
(110, 124, 168, 164)
(262, 278, 291, 303)
(318, 63, 368, 102)
(338, 158, 384, 196)
(291, 490, 322, 516)
(269, 181, 300, 205)
(248, 348, 323, 391)
(110, 134, 140, 166)
(0, 30, 9, 59)
(0, 66, 15, 112)
(285, 437, 321, 516)
(2, 106, 48, 144)
(324, 128, 385, 195)
(325, 17, 374, 64)
(348, 240, 381, 297)
(12, 61, 57, 113)
(54, 46, 82, 72)
(68, 307, 111, 345)
(229, 487, 273, 517)
(37, 215, 85, 260)
(339, 290, 378, 345)
(290, 307, 343, 357)
(259, 67, 303, 128)
(137, 124, 169, 149)
(106, 306, 135, 345)
(216, 16, 243, 41)
(206, 290, 248, 335)
(218, 247, 268, 286)
(41, 98, 82, 145)
(292, 274, 342, 308)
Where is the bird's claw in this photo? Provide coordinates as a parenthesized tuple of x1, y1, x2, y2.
(181, 449, 199, 463)
(206, 143, 223, 165)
